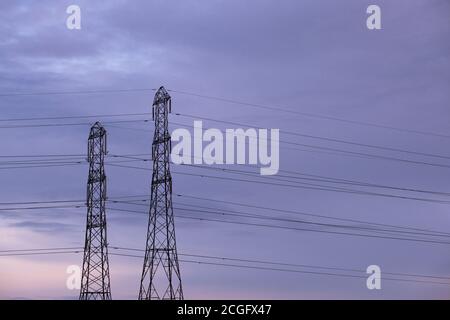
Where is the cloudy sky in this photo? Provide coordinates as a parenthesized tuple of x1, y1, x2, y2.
(0, 0, 449, 299)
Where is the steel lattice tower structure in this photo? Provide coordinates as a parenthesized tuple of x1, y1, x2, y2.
(79, 122, 112, 300)
(139, 86, 183, 300)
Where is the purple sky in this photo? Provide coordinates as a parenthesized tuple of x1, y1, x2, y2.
(0, 0, 449, 299)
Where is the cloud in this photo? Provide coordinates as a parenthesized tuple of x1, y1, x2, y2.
(8, 221, 78, 233)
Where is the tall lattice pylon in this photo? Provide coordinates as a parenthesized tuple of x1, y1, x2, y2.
(139, 86, 183, 300)
(79, 122, 112, 300)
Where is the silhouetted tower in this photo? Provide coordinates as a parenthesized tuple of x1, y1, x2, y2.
(80, 122, 111, 300)
(139, 86, 183, 300)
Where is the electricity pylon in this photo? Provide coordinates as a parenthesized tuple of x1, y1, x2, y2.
(80, 122, 112, 300)
(139, 86, 183, 300)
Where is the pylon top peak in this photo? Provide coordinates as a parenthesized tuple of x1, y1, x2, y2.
(92, 121, 103, 128)
(157, 85, 168, 93)
(89, 122, 106, 139)
(153, 86, 171, 106)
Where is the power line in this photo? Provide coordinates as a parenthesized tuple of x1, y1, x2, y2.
(173, 162, 450, 204)
(3, 249, 448, 286)
(168, 89, 450, 139)
(117, 119, 450, 168)
(0, 158, 148, 170)
(6, 152, 441, 202)
(0, 247, 83, 253)
(2, 246, 448, 285)
(107, 163, 450, 205)
(0, 119, 150, 129)
(174, 203, 450, 239)
(0, 158, 85, 165)
(111, 194, 450, 237)
(105, 207, 450, 246)
(276, 170, 450, 197)
(179, 163, 450, 203)
(114, 197, 450, 237)
(0, 250, 81, 257)
(109, 252, 450, 286)
(4, 109, 447, 163)
(174, 194, 450, 236)
(174, 213, 450, 246)
(0, 154, 85, 158)
(114, 121, 427, 164)
(3, 193, 447, 237)
(0, 199, 84, 206)
(166, 258, 450, 286)
(109, 154, 450, 197)
(169, 120, 450, 169)
(2, 195, 448, 239)
(1, 114, 449, 169)
(0, 204, 83, 211)
(175, 112, 450, 161)
(0, 112, 150, 122)
(110, 246, 450, 282)
(0, 163, 85, 170)
(0, 88, 156, 97)
(1, 86, 447, 139)
(0, 160, 84, 167)
(2, 159, 442, 234)
(112, 199, 450, 239)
